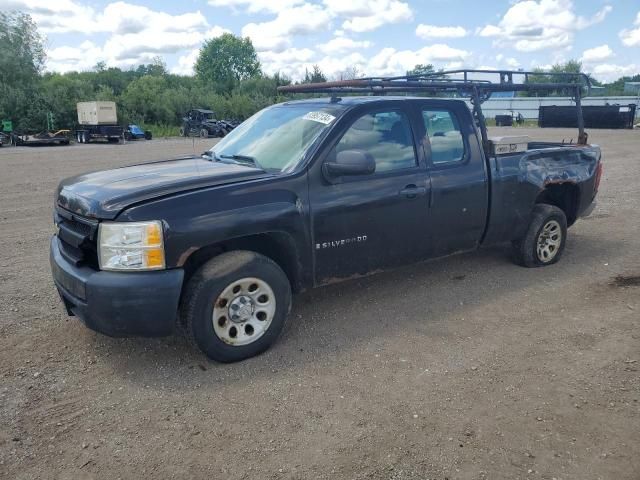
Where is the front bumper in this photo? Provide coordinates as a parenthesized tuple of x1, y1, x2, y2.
(49, 236, 184, 337)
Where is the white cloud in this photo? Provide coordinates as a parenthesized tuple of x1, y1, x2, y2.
(258, 42, 471, 81)
(319, 37, 372, 54)
(47, 41, 104, 72)
(207, 0, 305, 14)
(241, 4, 332, 52)
(590, 63, 640, 82)
(580, 44, 614, 63)
(323, 0, 412, 33)
(367, 44, 470, 76)
(415, 24, 468, 39)
(100, 2, 209, 35)
(620, 12, 640, 47)
(479, 0, 612, 52)
(1, 0, 98, 34)
(258, 47, 317, 77)
(172, 49, 201, 75)
(505, 57, 521, 68)
(27, 0, 228, 72)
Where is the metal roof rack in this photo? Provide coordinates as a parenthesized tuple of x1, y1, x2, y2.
(278, 69, 592, 148)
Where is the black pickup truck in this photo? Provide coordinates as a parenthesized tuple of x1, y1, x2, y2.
(50, 71, 602, 362)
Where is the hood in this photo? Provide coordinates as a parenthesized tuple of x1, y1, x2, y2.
(57, 157, 270, 219)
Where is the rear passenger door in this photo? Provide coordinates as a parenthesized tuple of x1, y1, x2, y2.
(415, 101, 489, 257)
(309, 103, 431, 284)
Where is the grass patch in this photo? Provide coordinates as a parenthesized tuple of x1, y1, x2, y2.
(485, 118, 539, 128)
(139, 124, 180, 137)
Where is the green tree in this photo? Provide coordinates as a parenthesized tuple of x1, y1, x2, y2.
(0, 12, 47, 129)
(136, 56, 168, 77)
(525, 60, 584, 97)
(121, 75, 174, 124)
(40, 73, 95, 128)
(303, 65, 327, 83)
(407, 64, 436, 77)
(195, 33, 261, 92)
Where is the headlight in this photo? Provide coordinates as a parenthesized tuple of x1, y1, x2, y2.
(98, 221, 165, 271)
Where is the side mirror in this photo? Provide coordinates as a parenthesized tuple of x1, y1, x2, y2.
(323, 149, 376, 179)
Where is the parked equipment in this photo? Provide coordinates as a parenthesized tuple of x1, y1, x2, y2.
(10, 130, 71, 146)
(124, 124, 152, 140)
(75, 101, 124, 143)
(539, 104, 637, 129)
(495, 114, 513, 127)
(180, 109, 238, 138)
(495, 112, 525, 127)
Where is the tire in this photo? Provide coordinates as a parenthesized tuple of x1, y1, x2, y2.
(179, 127, 187, 137)
(82, 132, 89, 143)
(512, 204, 567, 268)
(180, 251, 292, 362)
(200, 128, 209, 138)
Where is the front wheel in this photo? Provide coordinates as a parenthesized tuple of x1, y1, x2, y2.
(180, 251, 292, 362)
(199, 128, 209, 138)
(512, 204, 567, 267)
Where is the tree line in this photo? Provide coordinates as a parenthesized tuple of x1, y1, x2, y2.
(1, 12, 638, 134)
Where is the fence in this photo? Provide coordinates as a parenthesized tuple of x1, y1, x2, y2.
(470, 96, 640, 121)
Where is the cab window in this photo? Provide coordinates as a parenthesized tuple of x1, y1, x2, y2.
(422, 109, 465, 164)
(334, 110, 417, 173)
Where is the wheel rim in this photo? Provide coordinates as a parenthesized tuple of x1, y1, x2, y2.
(212, 277, 276, 346)
(536, 219, 562, 262)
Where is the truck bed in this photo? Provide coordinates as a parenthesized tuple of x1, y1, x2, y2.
(482, 141, 601, 245)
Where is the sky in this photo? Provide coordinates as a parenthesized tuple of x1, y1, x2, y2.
(2, 0, 640, 83)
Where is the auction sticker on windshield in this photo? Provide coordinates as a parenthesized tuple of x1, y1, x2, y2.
(303, 111, 336, 125)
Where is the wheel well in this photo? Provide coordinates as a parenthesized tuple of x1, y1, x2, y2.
(181, 232, 302, 293)
(535, 183, 580, 226)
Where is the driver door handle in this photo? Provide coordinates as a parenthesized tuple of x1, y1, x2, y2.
(399, 185, 428, 198)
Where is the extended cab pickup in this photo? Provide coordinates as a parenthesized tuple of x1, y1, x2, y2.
(50, 96, 602, 362)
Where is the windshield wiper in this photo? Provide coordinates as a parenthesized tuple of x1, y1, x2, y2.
(218, 154, 262, 169)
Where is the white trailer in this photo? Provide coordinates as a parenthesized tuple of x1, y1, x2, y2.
(75, 101, 123, 143)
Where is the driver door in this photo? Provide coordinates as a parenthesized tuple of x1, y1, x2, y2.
(309, 105, 431, 284)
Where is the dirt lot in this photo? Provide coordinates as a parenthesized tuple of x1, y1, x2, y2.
(0, 129, 638, 479)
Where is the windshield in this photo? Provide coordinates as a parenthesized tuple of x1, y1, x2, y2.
(209, 104, 340, 173)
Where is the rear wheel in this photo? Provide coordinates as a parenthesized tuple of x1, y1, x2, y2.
(180, 251, 291, 362)
(512, 204, 567, 267)
(200, 128, 208, 138)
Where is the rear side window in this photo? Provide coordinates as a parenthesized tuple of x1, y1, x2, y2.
(422, 109, 465, 164)
(335, 110, 417, 173)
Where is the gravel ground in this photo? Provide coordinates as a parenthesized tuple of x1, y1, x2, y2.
(0, 129, 638, 479)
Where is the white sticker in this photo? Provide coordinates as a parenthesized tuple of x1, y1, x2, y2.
(303, 111, 336, 125)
